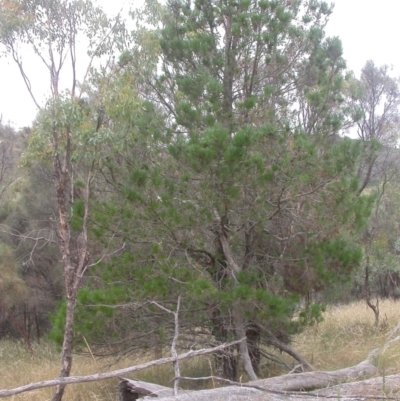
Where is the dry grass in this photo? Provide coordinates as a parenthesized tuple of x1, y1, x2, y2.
(292, 299, 400, 374)
(1, 300, 400, 400)
(0, 339, 119, 400)
(0, 339, 215, 400)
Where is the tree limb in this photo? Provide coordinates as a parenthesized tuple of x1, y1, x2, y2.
(0, 338, 246, 397)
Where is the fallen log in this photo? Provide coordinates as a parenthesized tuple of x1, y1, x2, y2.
(118, 380, 399, 401)
(118, 383, 267, 401)
(315, 373, 400, 398)
(118, 348, 379, 400)
(252, 348, 378, 391)
(118, 378, 176, 399)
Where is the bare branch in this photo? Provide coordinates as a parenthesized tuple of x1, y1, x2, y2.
(0, 338, 246, 397)
(0, 225, 57, 246)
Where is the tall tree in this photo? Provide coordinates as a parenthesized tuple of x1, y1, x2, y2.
(150, 0, 376, 379)
(67, 0, 374, 381)
(0, 1, 125, 399)
(350, 61, 400, 194)
(348, 61, 400, 324)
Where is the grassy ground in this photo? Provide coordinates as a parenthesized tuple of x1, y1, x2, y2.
(293, 300, 400, 375)
(0, 339, 215, 400)
(1, 300, 400, 400)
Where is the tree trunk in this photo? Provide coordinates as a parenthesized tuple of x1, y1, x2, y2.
(50, 139, 92, 401)
(51, 289, 77, 401)
(210, 308, 238, 380)
(232, 305, 258, 381)
(246, 324, 261, 373)
(365, 253, 380, 327)
(219, 233, 258, 381)
(34, 307, 40, 342)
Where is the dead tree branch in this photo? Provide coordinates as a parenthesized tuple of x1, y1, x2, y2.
(151, 296, 182, 396)
(0, 338, 245, 398)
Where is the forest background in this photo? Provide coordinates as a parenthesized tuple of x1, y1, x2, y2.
(1, 0, 400, 400)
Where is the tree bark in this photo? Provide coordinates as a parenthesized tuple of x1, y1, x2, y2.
(51, 147, 92, 401)
(210, 307, 238, 380)
(219, 233, 258, 381)
(365, 255, 380, 327)
(51, 134, 73, 401)
(51, 289, 77, 400)
(232, 304, 258, 381)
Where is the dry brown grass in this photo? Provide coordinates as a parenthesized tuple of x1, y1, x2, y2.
(293, 299, 400, 374)
(0, 339, 215, 400)
(0, 339, 119, 400)
(1, 300, 400, 400)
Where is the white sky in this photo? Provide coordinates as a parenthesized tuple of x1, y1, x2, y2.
(325, 0, 400, 76)
(0, 0, 399, 129)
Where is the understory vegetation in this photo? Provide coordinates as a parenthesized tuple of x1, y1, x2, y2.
(1, 301, 400, 400)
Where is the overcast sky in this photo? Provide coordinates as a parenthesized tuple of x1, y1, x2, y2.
(0, 0, 399, 128)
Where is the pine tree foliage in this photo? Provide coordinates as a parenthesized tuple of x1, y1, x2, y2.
(52, 0, 377, 379)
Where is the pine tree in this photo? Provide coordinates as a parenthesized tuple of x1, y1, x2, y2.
(60, 0, 375, 380)
(145, 0, 373, 378)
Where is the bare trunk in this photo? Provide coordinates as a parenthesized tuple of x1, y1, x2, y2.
(51, 288, 77, 401)
(246, 324, 261, 373)
(219, 234, 258, 381)
(34, 307, 40, 342)
(51, 127, 77, 401)
(232, 305, 258, 381)
(50, 134, 92, 400)
(366, 297, 379, 327)
(365, 249, 380, 327)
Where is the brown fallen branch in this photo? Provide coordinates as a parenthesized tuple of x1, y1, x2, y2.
(0, 338, 245, 398)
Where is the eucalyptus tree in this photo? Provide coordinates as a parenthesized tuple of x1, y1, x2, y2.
(0, 1, 126, 399)
(350, 61, 400, 194)
(347, 61, 400, 324)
